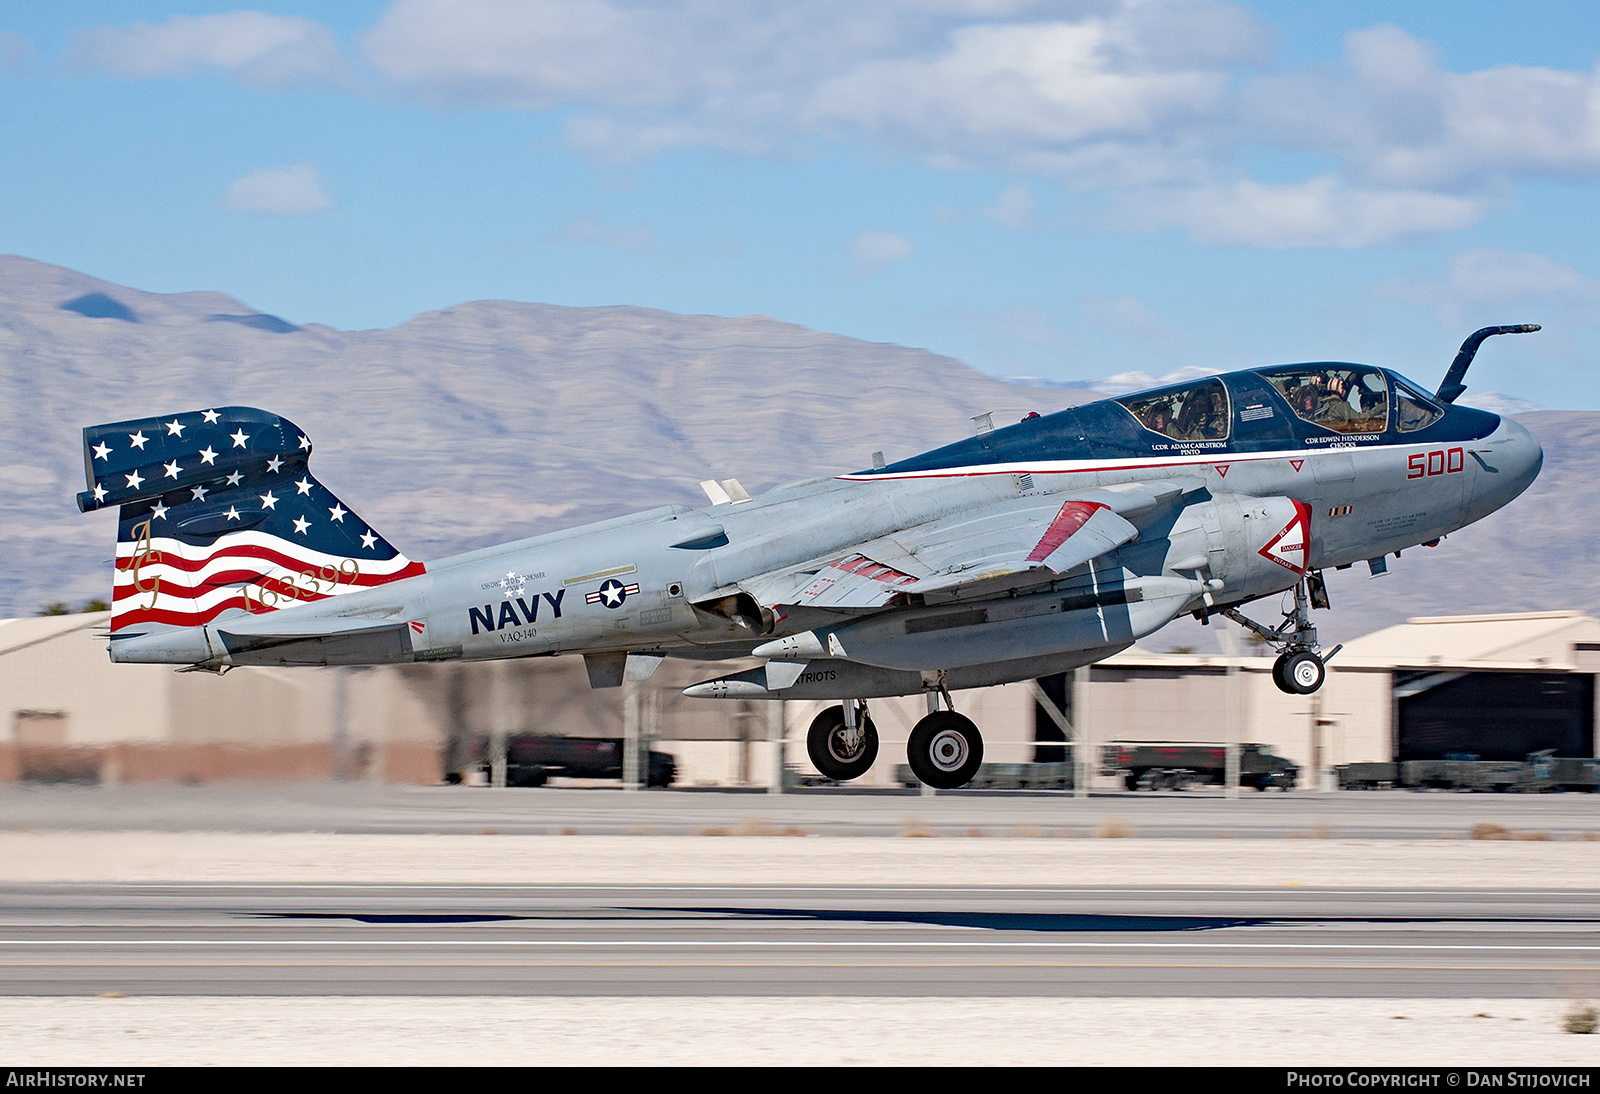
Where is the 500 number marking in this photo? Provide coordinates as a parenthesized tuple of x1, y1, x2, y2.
(1407, 447, 1464, 479)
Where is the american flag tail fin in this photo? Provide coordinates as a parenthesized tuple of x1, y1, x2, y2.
(79, 407, 425, 636)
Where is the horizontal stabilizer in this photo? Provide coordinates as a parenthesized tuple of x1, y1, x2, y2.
(215, 615, 414, 642)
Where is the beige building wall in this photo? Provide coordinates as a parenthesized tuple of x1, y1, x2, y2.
(3, 609, 1592, 788)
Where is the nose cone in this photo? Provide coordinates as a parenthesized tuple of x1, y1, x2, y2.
(1499, 415, 1543, 496)
(1471, 416, 1542, 521)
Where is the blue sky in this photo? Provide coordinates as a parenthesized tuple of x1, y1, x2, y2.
(4, 1, 1600, 406)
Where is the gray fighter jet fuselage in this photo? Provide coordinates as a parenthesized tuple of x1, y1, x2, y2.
(78, 326, 1544, 787)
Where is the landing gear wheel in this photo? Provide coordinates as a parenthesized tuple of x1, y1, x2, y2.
(806, 706, 879, 781)
(1274, 650, 1325, 695)
(907, 711, 984, 790)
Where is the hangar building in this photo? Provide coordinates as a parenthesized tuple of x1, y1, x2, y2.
(2, 610, 1596, 789)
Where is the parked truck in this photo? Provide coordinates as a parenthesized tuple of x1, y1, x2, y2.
(460, 735, 677, 787)
(1100, 742, 1299, 791)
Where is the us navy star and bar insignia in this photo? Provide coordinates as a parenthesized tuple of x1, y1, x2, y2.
(587, 578, 640, 608)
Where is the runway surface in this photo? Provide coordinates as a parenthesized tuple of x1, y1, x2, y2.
(6, 882, 1597, 999)
(3, 781, 1597, 839)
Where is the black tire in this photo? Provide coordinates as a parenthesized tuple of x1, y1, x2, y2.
(806, 706, 879, 782)
(1281, 650, 1326, 694)
(1124, 771, 1140, 792)
(1271, 653, 1295, 694)
(906, 711, 984, 790)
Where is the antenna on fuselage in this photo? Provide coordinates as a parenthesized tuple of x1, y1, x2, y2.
(1435, 324, 1540, 404)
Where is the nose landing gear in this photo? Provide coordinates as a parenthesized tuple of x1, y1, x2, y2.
(1222, 574, 1342, 695)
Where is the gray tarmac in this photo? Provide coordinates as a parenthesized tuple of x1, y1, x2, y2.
(3, 882, 1597, 999)
(4, 783, 1598, 1064)
(3, 780, 1597, 838)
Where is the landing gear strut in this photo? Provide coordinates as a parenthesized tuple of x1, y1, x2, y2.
(1221, 574, 1342, 696)
(906, 689, 984, 789)
(806, 701, 879, 782)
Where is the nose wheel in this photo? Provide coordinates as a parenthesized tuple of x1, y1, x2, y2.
(907, 710, 984, 789)
(1222, 574, 1340, 696)
(1273, 649, 1325, 695)
(806, 702, 879, 782)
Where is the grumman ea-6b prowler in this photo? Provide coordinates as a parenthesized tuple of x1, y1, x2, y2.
(79, 325, 1544, 789)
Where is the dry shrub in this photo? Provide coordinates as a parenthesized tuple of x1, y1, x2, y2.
(1097, 819, 1136, 838)
(626, 826, 657, 836)
(1471, 823, 1552, 841)
(900, 817, 936, 838)
(1015, 823, 1047, 838)
(1056, 827, 1077, 838)
(1564, 1004, 1598, 1035)
(1574, 832, 1598, 841)
(475, 828, 500, 836)
(697, 826, 730, 837)
(1289, 825, 1335, 840)
(965, 828, 985, 838)
(557, 826, 580, 836)
(732, 818, 777, 836)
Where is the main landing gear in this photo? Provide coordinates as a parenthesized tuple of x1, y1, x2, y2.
(1220, 573, 1343, 696)
(808, 690, 986, 790)
(806, 701, 879, 782)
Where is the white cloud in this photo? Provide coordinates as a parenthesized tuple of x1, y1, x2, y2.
(983, 185, 1038, 231)
(73, 4, 1600, 251)
(546, 214, 655, 254)
(0, 32, 31, 77)
(221, 163, 334, 215)
(1118, 177, 1488, 248)
(849, 230, 915, 277)
(1241, 24, 1600, 190)
(1377, 248, 1600, 327)
(70, 12, 349, 90)
(1080, 292, 1176, 347)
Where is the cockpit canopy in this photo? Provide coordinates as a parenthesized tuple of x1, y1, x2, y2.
(1119, 377, 1229, 442)
(1115, 364, 1446, 441)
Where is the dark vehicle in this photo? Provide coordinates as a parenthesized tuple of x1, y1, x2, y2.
(1100, 742, 1298, 791)
(493, 736, 676, 787)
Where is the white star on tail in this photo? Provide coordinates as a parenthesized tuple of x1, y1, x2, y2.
(165, 419, 185, 437)
(163, 461, 182, 480)
(225, 507, 241, 521)
(360, 531, 377, 549)
(128, 431, 148, 450)
(151, 502, 168, 520)
(124, 470, 143, 489)
(266, 456, 283, 473)
(230, 429, 249, 448)
(191, 485, 208, 501)
(199, 447, 217, 465)
(226, 471, 243, 486)
(259, 491, 278, 510)
(201, 409, 220, 423)
(92, 484, 107, 502)
(295, 477, 313, 496)
(91, 442, 111, 462)
(292, 516, 311, 535)
(328, 504, 346, 523)
(298, 435, 310, 450)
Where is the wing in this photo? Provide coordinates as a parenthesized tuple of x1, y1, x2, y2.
(740, 478, 1197, 610)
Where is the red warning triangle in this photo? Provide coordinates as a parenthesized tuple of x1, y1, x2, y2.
(1214, 464, 1230, 477)
(1258, 501, 1311, 574)
(1289, 459, 1304, 472)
